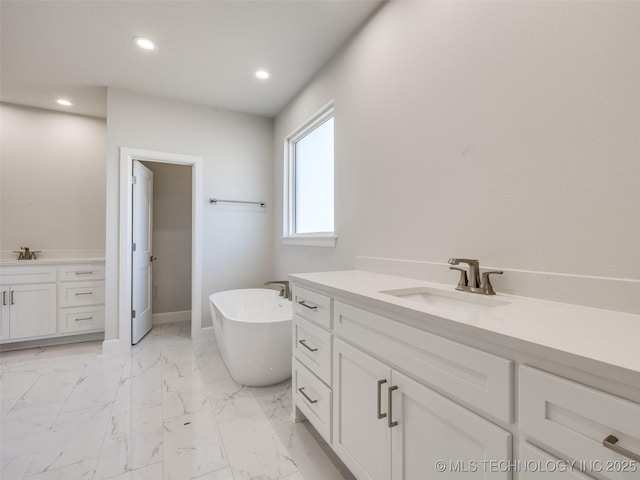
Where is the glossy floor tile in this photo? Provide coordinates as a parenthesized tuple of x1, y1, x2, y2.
(0, 322, 354, 480)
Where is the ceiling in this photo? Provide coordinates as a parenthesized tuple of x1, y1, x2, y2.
(0, 1, 382, 119)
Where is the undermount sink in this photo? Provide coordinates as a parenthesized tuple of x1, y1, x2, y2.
(380, 286, 510, 309)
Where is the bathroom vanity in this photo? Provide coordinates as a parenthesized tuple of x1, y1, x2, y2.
(0, 259, 105, 345)
(290, 270, 640, 480)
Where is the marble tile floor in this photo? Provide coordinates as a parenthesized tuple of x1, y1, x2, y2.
(0, 322, 355, 480)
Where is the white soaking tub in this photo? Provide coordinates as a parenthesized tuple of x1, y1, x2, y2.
(209, 288, 292, 387)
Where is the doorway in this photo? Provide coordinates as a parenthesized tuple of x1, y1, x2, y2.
(118, 148, 203, 348)
(133, 161, 193, 343)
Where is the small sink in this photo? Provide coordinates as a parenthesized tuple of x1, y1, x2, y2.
(380, 287, 510, 309)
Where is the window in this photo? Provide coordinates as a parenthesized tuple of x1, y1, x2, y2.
(283, 102, 336, 247)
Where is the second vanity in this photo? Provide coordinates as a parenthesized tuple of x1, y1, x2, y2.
(289, 270, 640, 480)
(0, 258, 105, 346)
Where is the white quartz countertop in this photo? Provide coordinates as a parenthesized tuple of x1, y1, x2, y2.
(290, 270, 640, 387)
(0, 257, 105, 266)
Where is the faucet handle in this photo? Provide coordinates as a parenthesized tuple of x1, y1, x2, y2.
(449, 266, 468, 290)
(264, 280, 291, 299)
(448, 258, 479, 266)
(480, 271, 503, 295)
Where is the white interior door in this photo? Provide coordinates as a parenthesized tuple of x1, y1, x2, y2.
(132, 161, 153, 344)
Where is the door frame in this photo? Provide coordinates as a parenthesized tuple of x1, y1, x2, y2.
(119, 147, 203, 346)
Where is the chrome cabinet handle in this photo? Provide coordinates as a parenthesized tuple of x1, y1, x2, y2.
(10, 291, 15, 305)
(298, 387, 318, 404)
(74, 271, 93, 275)
(2, 290, 6, 306)
(603, 435, 640, 462)
(298, 300, 318, 310)
(377, 379, 387, 419)
(75, 316, 94, 321)
(75, 292, 93, 296)
(298, 339, 318, 352)
(388, 385, 398, 428)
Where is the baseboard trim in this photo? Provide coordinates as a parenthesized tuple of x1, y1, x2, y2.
(153, 310, 191, 325)
(0, 332, 104, 352)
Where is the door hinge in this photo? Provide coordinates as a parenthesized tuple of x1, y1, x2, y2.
(132, 309, 136, 319)
(132, 175, 137, 185)
(132, 242, 137, 251)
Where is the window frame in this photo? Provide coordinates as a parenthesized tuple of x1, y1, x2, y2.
(282, 101, 336, 248)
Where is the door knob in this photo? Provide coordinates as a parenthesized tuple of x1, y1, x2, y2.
(150, 256, 158, 262)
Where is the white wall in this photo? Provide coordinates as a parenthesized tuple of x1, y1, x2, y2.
(274, 1, 640, 280)
(105, 88, 273, 341)
(142, 162, 192, 315)
(0, 103, 106, 256)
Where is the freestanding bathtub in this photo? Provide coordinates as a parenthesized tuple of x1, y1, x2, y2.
(209, 288, 292, 387)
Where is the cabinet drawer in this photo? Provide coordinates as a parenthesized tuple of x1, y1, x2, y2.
(293, 359, 332, 443)
(294, 315, 332, 385)
(520, 365, 640, 480)
(334, 301, 513, 424)
(519, 442, 594, 480)
(58, 306, 105, 333)
(0, 265, 57, 285)
(58, 264, 105, 282)
(59, 281, 105, 307)
(292, 286, 332, 329)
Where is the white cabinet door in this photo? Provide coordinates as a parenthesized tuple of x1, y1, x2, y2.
(0, 287, 9, 339)
(391, 370, 512, 480)
(333, 338, 392, 480)
(9, 283, 56, 339)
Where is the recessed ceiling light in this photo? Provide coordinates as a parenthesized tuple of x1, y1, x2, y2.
(133, 36, 157, 51)
(56, 99, 72, 106)
(255, 70, 270, 80)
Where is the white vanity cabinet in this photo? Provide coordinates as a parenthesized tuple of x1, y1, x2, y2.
(332, 320, 512, 480)
(290, 271, 640, 480)
(291, 281, 513, 480)
(0, 260, 105, 344)
(0, 265, 57, 340)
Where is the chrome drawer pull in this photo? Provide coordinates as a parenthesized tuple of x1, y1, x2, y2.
(2, 291, 6, 306)
(75, 292, 93, 296)
(74, 271, 93, 275)
(377, 379, 387, 419)
(603, 435, 640, 462)
(298, 387, 318, 404)
(388, 385, 398, 428)
(298, 300, 318, 310)
(75, 317, 93, 321)
(298, 339, 318, 352)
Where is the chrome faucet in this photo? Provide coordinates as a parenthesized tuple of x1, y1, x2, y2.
(13, 246, 41, 260)
(448, 258, 503, 295)
(448, 258, 481, 288)
(265, 280, 291, 300)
